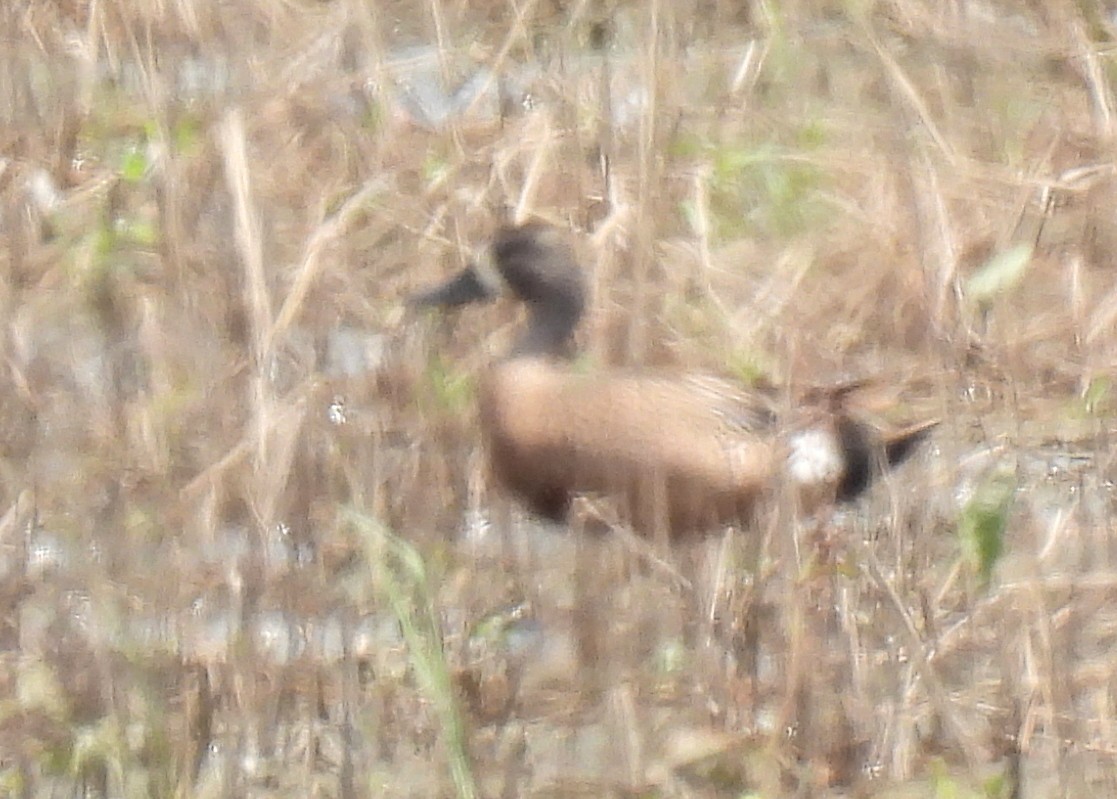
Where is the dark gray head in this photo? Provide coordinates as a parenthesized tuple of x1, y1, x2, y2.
(410, 223, 588, 358)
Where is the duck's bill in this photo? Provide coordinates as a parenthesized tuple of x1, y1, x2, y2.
(409, 266, 496, 308)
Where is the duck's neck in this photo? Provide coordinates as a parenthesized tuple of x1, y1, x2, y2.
(511, 307, 581, 359)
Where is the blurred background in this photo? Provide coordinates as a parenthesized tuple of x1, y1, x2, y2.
(2, 0, 1117, 796)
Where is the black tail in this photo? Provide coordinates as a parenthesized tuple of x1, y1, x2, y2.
(836, 417, 938, 502)
(884, 419, 939, 469)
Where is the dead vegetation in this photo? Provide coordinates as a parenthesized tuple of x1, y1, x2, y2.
(2, 0, 1117, 796)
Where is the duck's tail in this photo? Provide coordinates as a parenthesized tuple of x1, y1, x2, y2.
(836, 416, 939, 502)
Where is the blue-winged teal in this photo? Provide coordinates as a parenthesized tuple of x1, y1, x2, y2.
(412, 223, 936, 537)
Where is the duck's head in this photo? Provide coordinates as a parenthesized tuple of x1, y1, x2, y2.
(410, 223, 587, 358)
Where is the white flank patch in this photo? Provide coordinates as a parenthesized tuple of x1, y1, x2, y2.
(787, 428, 844, 486)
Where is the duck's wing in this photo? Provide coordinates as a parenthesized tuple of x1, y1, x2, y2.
(673, 374, 779, 434)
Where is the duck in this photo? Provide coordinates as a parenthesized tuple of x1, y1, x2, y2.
(410, 222, 936, 538)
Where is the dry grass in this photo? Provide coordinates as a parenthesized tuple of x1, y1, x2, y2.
(2, 0, 1117, 796)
